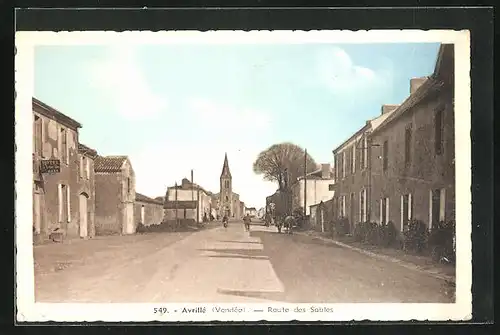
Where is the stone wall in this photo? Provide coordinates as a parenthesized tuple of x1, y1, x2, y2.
(33, 110, 97, 241)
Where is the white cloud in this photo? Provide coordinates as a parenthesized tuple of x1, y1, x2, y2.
(316, 47, 379, 92)
(187, 98, 272, 132)
(85, 45, 167, 120)
(130, 138, 277, 210)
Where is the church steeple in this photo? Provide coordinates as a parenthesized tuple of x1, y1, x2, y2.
(221, 152, 231, 178)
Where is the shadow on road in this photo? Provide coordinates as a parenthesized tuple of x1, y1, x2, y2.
(217, 240, 262, 244)
(207, 255, 269, 260)
(216, 288, 286, 302)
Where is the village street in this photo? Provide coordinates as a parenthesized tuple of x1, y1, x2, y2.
(34, 221, 454, 303)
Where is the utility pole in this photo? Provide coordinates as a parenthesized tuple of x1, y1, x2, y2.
(174, 182, 178, 229)
(303, 149, 307, 219)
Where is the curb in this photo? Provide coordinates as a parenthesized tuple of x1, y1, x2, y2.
(296, 232, 456, 284)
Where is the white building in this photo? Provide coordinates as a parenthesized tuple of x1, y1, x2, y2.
(291, 164, 335, 216)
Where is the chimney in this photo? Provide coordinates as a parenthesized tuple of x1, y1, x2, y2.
(321, 163, 331, 179)
(381, 104, 399, 115)
(410, 77, 427, 94)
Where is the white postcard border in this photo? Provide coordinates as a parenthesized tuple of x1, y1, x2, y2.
(15, 29, 472, 322)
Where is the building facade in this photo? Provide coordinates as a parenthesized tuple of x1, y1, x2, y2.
(291, 164, 335, 216)
(331, 107, 398, 233)
(163, 178, 212, 223)
(94, 156, 136, 235)
(214, 153, 244, 220)
(370, 44, 455, 233)
(32, 98, 96, 243)
(331, 44, 455, 234)
(77, 143, 98, 239)
(134, 192, 164, 227)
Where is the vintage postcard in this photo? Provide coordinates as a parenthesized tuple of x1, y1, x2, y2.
(15, 29, 471, 322)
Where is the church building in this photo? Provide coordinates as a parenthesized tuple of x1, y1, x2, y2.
(213, 153, 244, 220)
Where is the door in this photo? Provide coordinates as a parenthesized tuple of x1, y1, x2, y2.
(123, 203, 135, 234)
(79, 193, 88, 238)
(33, 192, 41, 234)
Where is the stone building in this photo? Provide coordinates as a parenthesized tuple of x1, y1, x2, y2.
(32, 97, 97, 243)
(213, 153, 245, 220)
(163, 178, 212, 223)
(331, 106, 398, 233)
(134, 192, 164, 227)
(331, 44, 454, 234)
(94, 155, 136, 235)
(370, 44, 455, 232)
(77, 143, 98, 238)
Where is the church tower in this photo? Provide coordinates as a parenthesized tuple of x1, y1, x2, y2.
(219, 152, 233, 217)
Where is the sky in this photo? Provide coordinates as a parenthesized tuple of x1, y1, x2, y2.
(34, 42, 440, 209)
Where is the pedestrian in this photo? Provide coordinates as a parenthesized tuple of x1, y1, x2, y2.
(243, 214, 251, 231)
(284, 215, 295, 234)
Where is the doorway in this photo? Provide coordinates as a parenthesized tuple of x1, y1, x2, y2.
(33, 192, 42, 235)
(79, 193, 89, 238)
(123, 202, 135, 234)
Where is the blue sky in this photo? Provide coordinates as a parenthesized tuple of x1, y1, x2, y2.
(34, 42, 440, 208)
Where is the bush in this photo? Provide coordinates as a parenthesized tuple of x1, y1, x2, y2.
(403, 219, 429, 253)
(428, 220, 456, 263)
(335, 217, 350, 236)
(136, 222, 146, 233)
(379, 221, 398, 247)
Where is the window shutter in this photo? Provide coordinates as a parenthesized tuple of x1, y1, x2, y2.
(439, 188, 446, 222)
(400, 195, 404, 231)
(408, 193, 412, 220)
(386, 197, 390, 223)
(67, 185, 71, 222)
(379, 200, 383, 225)
(58, 184, 63, 222)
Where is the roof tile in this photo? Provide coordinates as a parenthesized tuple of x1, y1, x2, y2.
(94, 155, 128, 173)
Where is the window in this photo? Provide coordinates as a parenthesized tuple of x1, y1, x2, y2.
(224, 180, 229, 188)
(33, 115, 42, 156)
(59, 127, 68, 164)
(86, 158, 90, 179)
(400, 193, 413, 231)
(127, 178, 131, 195)
(380, 197, 389, 225)
(350, 193, 355, 224)
(405, 125, 412, 165)
(342, 151, 346, 178)
(359, 189, 367, 223)
(80, 157, 85, 179)
(58, 184, 68, 223)
(66, 185, 71, 223)
(363, 137, 368, 169)
(429, 188, 446, 230)
(435, 107, 444, 155)
(351, 145, 356, 174)
(339, 195, 346, 217)
(382, 140, 389, 171)
(225, 195, 228, 201)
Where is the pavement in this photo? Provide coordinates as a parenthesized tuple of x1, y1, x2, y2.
(33, 220, 455, 303)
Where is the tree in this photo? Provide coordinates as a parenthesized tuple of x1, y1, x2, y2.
(253, 142, 318, 190)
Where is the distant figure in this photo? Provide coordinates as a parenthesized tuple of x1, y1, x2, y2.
(222, 214, 228, 228)
(284, 215, 295, 234)
(203, 212, 208, 223)
(243, 214, 251, 231)
(210, 213, 215, 221)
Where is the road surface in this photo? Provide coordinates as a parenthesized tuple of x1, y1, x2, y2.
(34, 221, 454, 303)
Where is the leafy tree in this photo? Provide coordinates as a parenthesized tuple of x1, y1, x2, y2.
(253, 142, 318, 190)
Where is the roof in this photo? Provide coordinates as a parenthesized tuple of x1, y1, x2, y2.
(78, 143, 98, 158)
(221, 152, 231, 178)
(32, 97, 82, 130)
(164, 200, 197, 209)
(371, 44, 452, 135)
(247, 207, 257, 210)
(136, 192, 163, 205)
(371, 77, 444, 136)
(94, 155, 128, 173)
